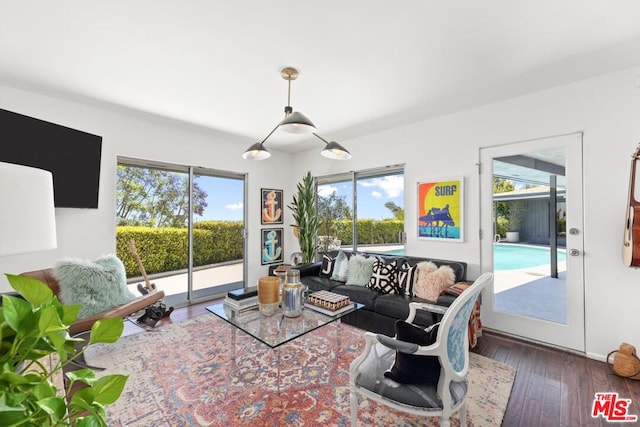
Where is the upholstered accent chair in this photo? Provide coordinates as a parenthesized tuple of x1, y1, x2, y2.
(349, 272, 492, 427)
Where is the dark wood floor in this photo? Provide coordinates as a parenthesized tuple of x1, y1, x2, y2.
(145, 301, 639, 427)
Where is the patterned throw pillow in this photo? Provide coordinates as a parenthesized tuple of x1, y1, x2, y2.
(319, 254, 335, 277)
(398, 260, 419, 296)
(330, 250, 350, 282)
(345, 254, 376, 286)
(367, 258, 401, 294)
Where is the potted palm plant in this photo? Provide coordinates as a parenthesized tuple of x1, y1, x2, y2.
(506, 201, 525, 242)
(0, 273, 127, 426)
(288, 171, 319, 264)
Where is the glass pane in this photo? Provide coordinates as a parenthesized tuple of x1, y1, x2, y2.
(492, 149, 568, 324)
(355, 172, 405, 254)
(192, 174, 244, 298)
(317, 179, 354, 254)
(116, 163, 245, 306)
(116, 164, 190, 299)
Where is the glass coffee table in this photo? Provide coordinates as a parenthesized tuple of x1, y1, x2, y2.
(206, 301, 363, 349)
(206, 301, 363, 394)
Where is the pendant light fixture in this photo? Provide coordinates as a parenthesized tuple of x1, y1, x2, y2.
(242, 67, 351, 160)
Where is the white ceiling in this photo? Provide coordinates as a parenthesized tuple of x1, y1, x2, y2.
(2, 1, 640, 154)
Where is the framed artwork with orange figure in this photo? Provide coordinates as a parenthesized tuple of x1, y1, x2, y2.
(261, 188, 283, 225)
(417, 178, 463, 242)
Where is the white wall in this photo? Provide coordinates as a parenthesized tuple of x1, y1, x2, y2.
(3, 64, 640, 360)
(0, 85, 297, 294)
(293, 65, 640, 360)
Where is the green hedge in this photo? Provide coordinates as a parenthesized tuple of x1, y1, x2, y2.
(333, 219, 403, 245)
(116, 221, 243, 277)
(116, 219, 402, 277)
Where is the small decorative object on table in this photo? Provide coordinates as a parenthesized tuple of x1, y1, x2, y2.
(307, 290, 350, 311)
(224, 286, 259, 312)
(282, 269, 305, 318)
(290, 251, 303, 266)
(258, 276, 280, 316)
(274, 264, 292, 300)
(305, 290, 354, 316)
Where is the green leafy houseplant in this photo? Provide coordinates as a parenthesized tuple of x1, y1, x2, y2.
(0, 274, 127, 426)
(507, 201, 525, 232)
(288, 171, 320, 264)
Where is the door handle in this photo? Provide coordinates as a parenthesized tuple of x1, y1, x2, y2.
(569, 249, 580, 256)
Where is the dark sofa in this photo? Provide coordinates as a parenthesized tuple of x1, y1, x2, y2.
(297, 250, 468, 336)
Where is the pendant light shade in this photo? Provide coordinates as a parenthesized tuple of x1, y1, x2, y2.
(321, 140, 352, 160)
(242, 142, 271, 160)
(242, 67, 351, 160)
(278, 111, 316, 134)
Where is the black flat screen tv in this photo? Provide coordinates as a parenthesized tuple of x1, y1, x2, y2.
(0, 108, 102, 208)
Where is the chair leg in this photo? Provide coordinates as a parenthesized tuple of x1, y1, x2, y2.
(350, 389, 358, 426)
(459, 401, 467, 426)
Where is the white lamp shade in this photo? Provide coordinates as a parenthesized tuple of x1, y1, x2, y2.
(0, 162, 57, 256)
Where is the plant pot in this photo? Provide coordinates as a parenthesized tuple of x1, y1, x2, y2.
(506, 231, 520, 243)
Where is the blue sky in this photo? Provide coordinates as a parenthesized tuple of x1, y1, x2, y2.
(318, 175, 404, 219)
(194, 176, 244, 221)
(194, 174, 404, 222)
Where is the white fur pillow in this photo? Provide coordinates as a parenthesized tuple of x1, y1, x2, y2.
(413, 265, 455, 302)
(54, 254, 136, 319)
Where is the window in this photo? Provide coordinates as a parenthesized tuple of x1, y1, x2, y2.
(316, 165, 404, 254)
(116, 158, 246, 305)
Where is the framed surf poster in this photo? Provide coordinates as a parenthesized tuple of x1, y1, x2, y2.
(417, 177, 463, 242)
(261, 228, 284, 265)
(261, 188, 283, 224)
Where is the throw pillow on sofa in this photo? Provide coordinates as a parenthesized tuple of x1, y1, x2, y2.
(320, 253, 335, 277)
(414, 264, 456, 301)
(330, 250, 350, 282)
(53, 254, 136, 319)
(367, 258, 401, 294)
(345, 254, 376, 286)
(384, 320, 441, 385)
(398, 260, 419, 296)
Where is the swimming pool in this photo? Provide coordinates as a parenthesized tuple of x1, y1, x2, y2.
(376, 244, 565, 271)
(493, 244, 566, 270)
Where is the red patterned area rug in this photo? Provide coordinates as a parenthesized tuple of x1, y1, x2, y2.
(84, 314, 515, 426)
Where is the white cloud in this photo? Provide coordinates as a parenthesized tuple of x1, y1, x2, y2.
(371, 190, 382, 198)
(358, 175, 404, 198)
(225, 202, 243, 210)
(317, 185, 338, 198)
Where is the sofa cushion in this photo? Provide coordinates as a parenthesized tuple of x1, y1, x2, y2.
(384, 320, 441, 385)
(346, 254, 376, 286)
(367, 258, 401, 294)
(53, 254, 136, 319)
(374, 294, 437, 328)
(300, 276, 343, 292)
(330, 250, 350, 282)
(331, 284, 380, 309)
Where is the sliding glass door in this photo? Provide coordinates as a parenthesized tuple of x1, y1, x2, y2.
(316, 165, 405, 255)
(116, 158, 246, 306)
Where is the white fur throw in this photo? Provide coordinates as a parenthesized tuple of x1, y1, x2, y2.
(413, 264, 455, 302)
(53, 254, 136, 319)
